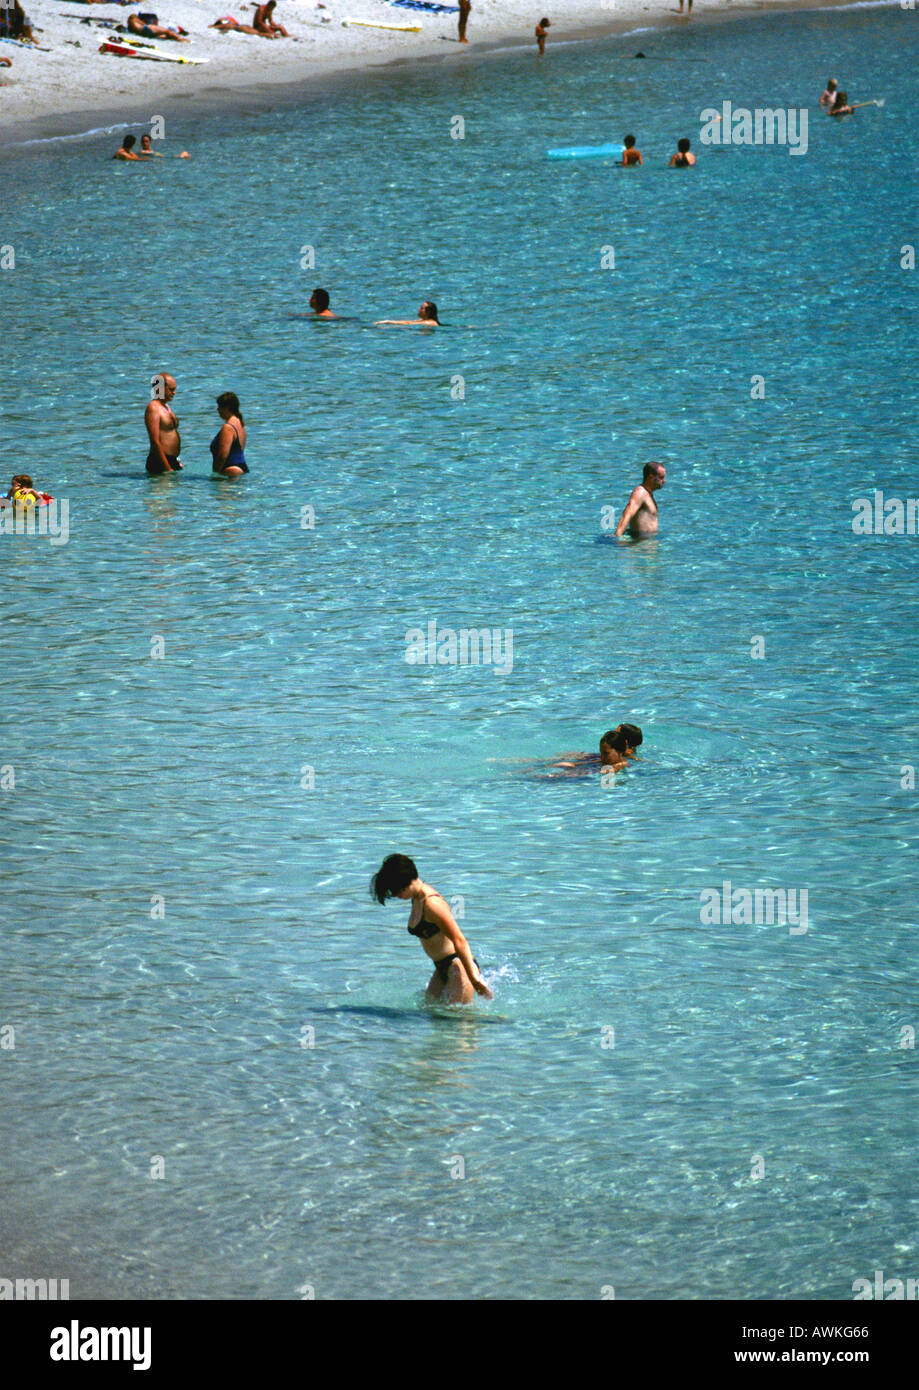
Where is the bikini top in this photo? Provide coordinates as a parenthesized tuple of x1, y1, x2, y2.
(407, 893, 445, 939)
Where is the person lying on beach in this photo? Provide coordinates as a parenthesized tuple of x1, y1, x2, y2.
(535, 16, 549, 54)
(614, 460, 665, 537)
(375, 301, 440, 326)
(309, 288, 335, 317)
(210, 392, 249, 476)
(138, 133, 191, 159)
(828, 90, 854, 117)
(114, 135, 143, 161)
(0, 56, 11, 66)
(820, 78, 838, 107)
(210, 15, 272, 35)
(622, 134, 642, 166)
(371, 853, 493, 1004)
(253, 1, 289, 36)
(127, 13, 189, 40)
(552, 725, 644, 773)
(669, 137, 695, 167)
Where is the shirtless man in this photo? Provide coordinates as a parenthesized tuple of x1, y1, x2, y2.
(127, 13, 189, 41)
(254, 1, 288, 36)
(309, 288, 335, 317)
(145, 373, 183, 475)
(614, 461, 665, 537)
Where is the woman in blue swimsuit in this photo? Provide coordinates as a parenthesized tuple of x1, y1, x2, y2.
(210, 392, 249, 477)
(371, 854, 493, 1004)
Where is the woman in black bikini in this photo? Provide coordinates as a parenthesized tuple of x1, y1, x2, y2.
(371, 854, 493, 1004)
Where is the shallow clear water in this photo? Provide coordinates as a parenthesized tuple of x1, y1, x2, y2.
(1, 5, 917, 1299)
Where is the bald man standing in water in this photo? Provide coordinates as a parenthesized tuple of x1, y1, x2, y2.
(614, 461, 666, 537)
(144, 373, 183, 475)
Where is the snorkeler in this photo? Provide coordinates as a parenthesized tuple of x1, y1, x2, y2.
(371, 854, 493, 1004)
(613, 461, 665, 538)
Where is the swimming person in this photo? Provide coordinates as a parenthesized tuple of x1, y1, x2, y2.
(371, 854, 493, 1004)
(145, 373, 183, 475)
(113, 135, 142, 162)
(138, 133, 191, 160)
(820, 78, 838, 107)
(309, 288, 335, 317)
(552, 725, 643, 772)
(374, 301, 440, 327)
(535, 16, 550, 54)
(210, 392, 248, 476)
(622, 134, 643, 166)
(669, 137, 695, 167)
(613, 461, 665, 538)
(828, 90, 854, 117)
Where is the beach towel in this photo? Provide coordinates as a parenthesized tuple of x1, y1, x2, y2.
(390, 1, 460, 13)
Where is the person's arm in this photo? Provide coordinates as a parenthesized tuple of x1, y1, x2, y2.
(614, 486, 643, 537)
(144, 401, 173, 471)
(425, 899, 493, 998)
(211, 422, 232, 470)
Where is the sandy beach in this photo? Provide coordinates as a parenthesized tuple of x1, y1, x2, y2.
(0, 0, 851, 148)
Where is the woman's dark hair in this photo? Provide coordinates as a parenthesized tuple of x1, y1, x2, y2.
(11, 474, 34, 489)
(371, 854, 418, 904)
(312, 287, 330, 310)
(123, 135, 137, 150)
(624, 134, 636, 148)
(216, 391, 244, 425)
(677, 137, 691, 153)
(420, 301, 439, 323)
(601, 724, 643, 753)
(833, 91, 848, 107)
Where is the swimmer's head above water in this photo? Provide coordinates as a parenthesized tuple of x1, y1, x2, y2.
(600, 724, 643, 765)
(642, 461, 666, 489)
(419, 301, 439, 324)
(371, 853, 419, 904)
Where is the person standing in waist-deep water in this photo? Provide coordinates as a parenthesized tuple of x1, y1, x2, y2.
(145, 373, 183, 474)
(828, 90, 855, 117)
(458, 0, 470, 42)
(820, 78, 838, 108)
(669, 137, 695, 167)
(614, 461, 666, 537)
(622, 134, 643, 166)
(210, 393, 248, 476)
(535, 16, 550, 54)
(371, 854, 494, 1004)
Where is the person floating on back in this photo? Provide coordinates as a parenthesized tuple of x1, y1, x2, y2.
(375, 301, 440, 327)
(622, 134, 643, 166)
(670, 137, 695, 167)
(535, 16, 550, 54)
(614, 461, 666, 538)
(820, 78, 838, 107)
(371, 854, 493, 1004)
(210, 393, 249, 476)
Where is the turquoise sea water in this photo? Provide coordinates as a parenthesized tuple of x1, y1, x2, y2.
(1, 5, 917, 1299)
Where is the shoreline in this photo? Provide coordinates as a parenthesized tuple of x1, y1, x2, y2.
(0, 0, 896, 153)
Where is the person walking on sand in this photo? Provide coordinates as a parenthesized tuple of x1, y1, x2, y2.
(145, 373, 183, 475)
(535, 16, 550, 54)
(458, 0, 470, 43)
(371, 854, 493, 1004)
(614, 461, 665, 538)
